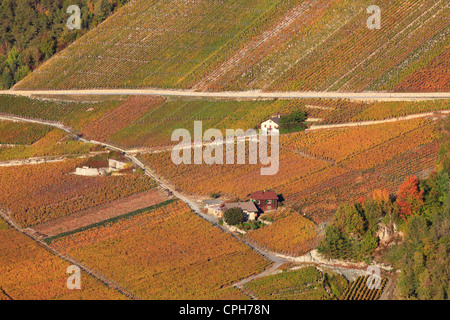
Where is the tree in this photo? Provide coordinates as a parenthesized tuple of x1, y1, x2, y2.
(396, 175, 424, 220)
(317, 225, 351, 259)
(2, 67, 14, 89)
(210, 192, 219, 199)
(14, 65, 30, 82)
(372, 188, 391, 208)
(223, 207, 245, 225)
(6, 46, 20, 73)
(360, 232, 379, 255)
(39, 35, 56, 59)
(363, 199, 383, 233)
(279, 110, 306, 125)
(333, 203, 365, 236)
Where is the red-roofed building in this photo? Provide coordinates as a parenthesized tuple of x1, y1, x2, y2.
(249, 190, 278, 212)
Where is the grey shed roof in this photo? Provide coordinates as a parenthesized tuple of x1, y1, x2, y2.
(203, 199, 224, 206)
(269, 117, 280, 125)
(223, 202, 258, 213)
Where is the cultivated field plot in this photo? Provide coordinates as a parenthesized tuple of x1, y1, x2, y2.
(32, 189, 172, 238)
(390, 44, 449, 92)
(243, 266, 330, 300)
(247, 210, 319, 256)
(343, 275, 387, 300)
(89, 98, 450, 149)
(0, 129, 93, 161)
(1, 95, 448, 150)
(0, 121, 52, 145)
(0, 218, 127, 300)
(50, 201, 271, 299)
(0, 159, 156, 227)
(81, 96, 166, 141)
(0, 95, 121, 132)
(15, 0, 449, 92)
(141, 117, 445, 223)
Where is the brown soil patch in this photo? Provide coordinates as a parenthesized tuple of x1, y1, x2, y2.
(32, 189, 172, 237)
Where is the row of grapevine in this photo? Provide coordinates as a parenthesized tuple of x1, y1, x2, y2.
(50, 201, 271, 299)
(0, 218, 127, 300)
(140, 117, 442, 224)
(15, 0, 447, 91)
(343, 275, 387, 300)
(0, 159, 156, 227)
(247, 210, 320, 256)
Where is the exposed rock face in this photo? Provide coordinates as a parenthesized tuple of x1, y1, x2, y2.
(376, 224, 392, 244)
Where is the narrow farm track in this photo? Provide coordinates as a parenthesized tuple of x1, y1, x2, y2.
(0, 210, 139, 300)
(0, 152, 108, 167)
(233, 261, 285, 291)
(1, 89, 450, 101)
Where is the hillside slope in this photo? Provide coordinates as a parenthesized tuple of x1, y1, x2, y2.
(14, 0, 449, 92)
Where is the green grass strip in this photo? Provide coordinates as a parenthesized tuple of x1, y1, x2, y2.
(43, 199, 176, 244)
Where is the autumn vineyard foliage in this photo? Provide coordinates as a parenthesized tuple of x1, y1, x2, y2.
(81, 96, 166, 142)
(342, 276, 387, 300)
(247, 210, 319, 256)
(141, 117, 445, 223)
(244, 266, 385, 301)
(0, 0, 447, 303)
(50, 201, 271, 299)
(14, 0, 449, 92)
(392, 46, 450, 92)
(1, 94, 448, 149)
(0, 94, 121, 132)
(243, 267, 331, 300)
(281, 118, 438, 163)
(0, 218, 127, 300)
(0, 159, 156, 227)
(0, 129, 93, 161)
(0, 120, 52, 145)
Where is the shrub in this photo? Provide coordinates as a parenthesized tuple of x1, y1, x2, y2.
(224, 208, 246, 225)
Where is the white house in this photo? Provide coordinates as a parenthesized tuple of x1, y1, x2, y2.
(75, 166, 107, 177)
(74, 159, 128, 177)
(109, 159, 127, 170)
(261, 116, 280, 135)
(203, 199, 224, 216)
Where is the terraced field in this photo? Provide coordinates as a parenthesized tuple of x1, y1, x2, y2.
(15, 0, 449, 92)
(0, 94, 121, 132)
(1, 94, 448, 149)
(141, 117, 444, 223)
(248, 210, 319, 256)
(0, 121, 53, 145)
(243, 266, 329, 300)
(0, 218, 127, 300)
(50, 200, 271, 299)
(0, 129, 93, 161)
(343, 275, 387, 300)
(0, 159, 156, 227)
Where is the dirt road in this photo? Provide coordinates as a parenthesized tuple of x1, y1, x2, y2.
(1, 89, 449, 101)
